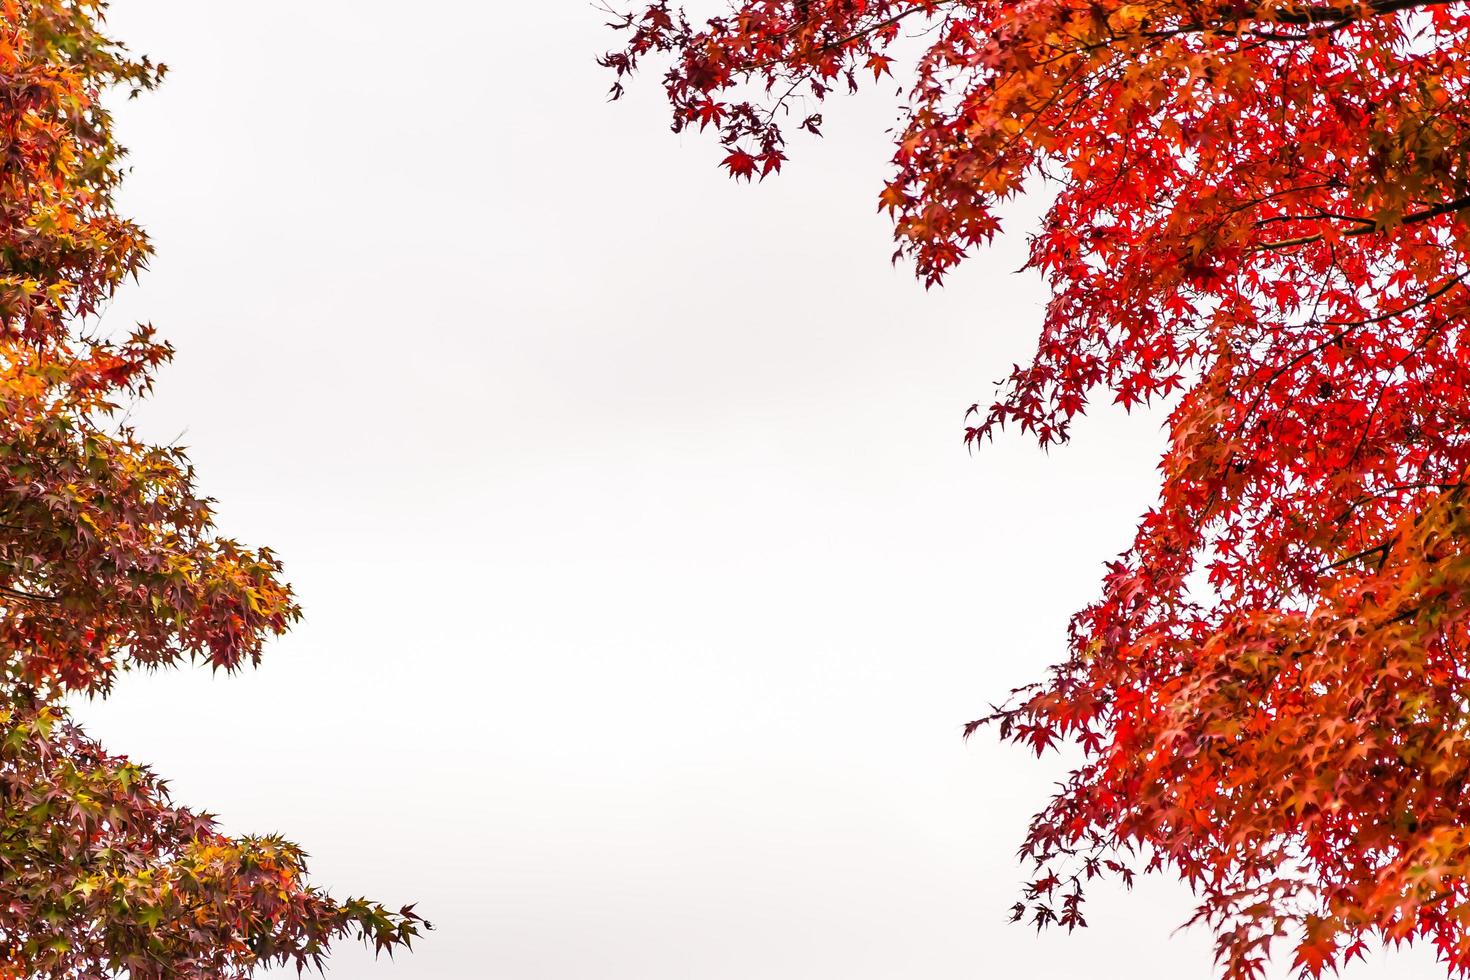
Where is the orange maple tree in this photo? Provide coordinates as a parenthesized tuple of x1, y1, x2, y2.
(0, 2, 420, 976)
(606, 0, 1470, 976)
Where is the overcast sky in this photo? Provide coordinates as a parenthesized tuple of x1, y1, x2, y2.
(61, 3, 1450, 978)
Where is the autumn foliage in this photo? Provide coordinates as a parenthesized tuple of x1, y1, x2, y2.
(0, 2, 419, 975)
(605, 0, 1470, 975)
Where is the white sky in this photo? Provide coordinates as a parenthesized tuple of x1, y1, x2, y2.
(63, 2, 1447, 978)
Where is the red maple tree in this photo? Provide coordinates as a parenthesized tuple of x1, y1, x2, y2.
(605, 0, 1470, 975)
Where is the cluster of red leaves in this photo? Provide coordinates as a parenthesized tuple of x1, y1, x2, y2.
(606, 0, 1470, 976)
(0, 1, 421, 975)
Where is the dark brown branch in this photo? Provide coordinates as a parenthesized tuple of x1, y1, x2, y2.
(0, 585, 58, 604)
(1318, 540, 1391, 573)
(1144, 0, 1463, 40)
(1255, 194, 1470, 251)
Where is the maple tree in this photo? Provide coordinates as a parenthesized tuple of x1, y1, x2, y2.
(605, 0, 1470, 976)
(0, 1, 421, 975)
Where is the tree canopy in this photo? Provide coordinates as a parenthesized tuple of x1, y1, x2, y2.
(605, 0, 1470, 976)
(0, 2, 420, 975)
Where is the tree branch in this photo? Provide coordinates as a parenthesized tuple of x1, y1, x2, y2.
(1254, 194, 1470, 251)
